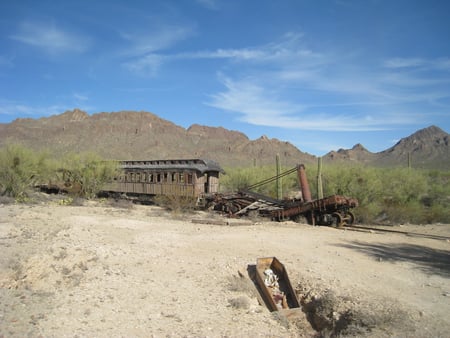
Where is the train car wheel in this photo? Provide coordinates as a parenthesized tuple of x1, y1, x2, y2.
(332, 212, 344, 228)
(346, 211, 355, 225)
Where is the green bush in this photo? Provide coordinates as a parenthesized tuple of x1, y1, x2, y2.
(60, 152, 120, 199)
(0, 144, 51, 201)
(0, 145, 120, 201)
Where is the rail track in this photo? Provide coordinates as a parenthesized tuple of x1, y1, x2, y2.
(341, 224, 450, 241)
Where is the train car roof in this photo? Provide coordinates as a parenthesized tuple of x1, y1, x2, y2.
(119, 158, 225, 174)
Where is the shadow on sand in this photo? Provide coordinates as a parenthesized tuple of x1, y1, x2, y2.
(334, 241, 450, 277)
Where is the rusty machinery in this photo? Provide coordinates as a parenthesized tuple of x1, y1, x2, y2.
(212, 164, 358, 227)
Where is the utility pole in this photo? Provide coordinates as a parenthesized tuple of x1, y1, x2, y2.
(317, 157, 324, 199)
(276, 154, 282, 200)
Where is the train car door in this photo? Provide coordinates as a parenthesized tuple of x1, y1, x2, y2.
(204, 173, 209, 193)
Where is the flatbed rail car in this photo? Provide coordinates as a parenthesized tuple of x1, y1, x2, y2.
(102, 158, 224, 202)
(270, 194, 358, 226)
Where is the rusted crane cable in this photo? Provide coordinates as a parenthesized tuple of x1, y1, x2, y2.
(245, 166, 298, 191)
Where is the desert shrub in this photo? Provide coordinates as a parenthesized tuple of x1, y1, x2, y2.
(108, 198, 134, 209)
(60, 152, 120, 199)
(420, 170, 450, 223)
(228, 296, 251, 310)
(0, 145, 120, 201)
(0, 144, 51, 201)
(318, 164, 450, 224)
(0, 195, 16, 204)
(153, 194, 197, 214)
(226, 275, 257, 296)
(220, 167, 261, 192)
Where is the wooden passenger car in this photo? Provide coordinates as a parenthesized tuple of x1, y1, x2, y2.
(102, 158, 224, 199)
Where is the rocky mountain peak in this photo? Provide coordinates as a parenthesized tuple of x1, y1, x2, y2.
(351, 143, 369, 152)
(0, 110, 448, 169)
(59, 108, 89, 121)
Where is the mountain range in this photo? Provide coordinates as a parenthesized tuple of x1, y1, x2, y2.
(0, 109, 448, 169)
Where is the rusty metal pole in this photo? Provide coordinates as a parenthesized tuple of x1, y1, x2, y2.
(297, 164, 312, 202)
(317, 157, 324, 199)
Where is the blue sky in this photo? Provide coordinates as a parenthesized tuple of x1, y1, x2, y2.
(1, 0, 449, 156)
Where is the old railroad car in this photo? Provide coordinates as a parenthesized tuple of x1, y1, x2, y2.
(102, 158, 224, 200)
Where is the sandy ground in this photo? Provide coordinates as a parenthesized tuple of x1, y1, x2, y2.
(0, 196, 449, 337)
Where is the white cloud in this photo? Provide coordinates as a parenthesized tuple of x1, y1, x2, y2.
(0, 98, 94, 120)
(120, 24, 194, 75)
(384, 58, 425, 69)
(10, 21, 90, 54)
(73, 93, 89, 102)
(120, 28, 449, 131)
(120, 25, 193, 56)
(206, 76, 423, 132)
(0, 100, 69, 118)
(208, 76, 299, 119)
(183, 32, 318, 63)
(201, 34, 450, 132)
(175, 48, 267, 61)
(384, 57, 450, 71)
(123, 31, 318, 76)
(123, 54, 164, 76)
(195, 0, 220, 10)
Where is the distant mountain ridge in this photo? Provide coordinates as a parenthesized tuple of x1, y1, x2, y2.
(322, 125, 449, 168)
(0, 109, 448, 169)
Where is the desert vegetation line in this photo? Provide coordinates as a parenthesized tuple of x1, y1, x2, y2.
(0, 144, 449, 225)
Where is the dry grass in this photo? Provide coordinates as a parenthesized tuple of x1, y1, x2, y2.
(228, 296, 251, 310)
(299, 288, 413, 337)
(107, 198, 134, 209)
(226, 275, 257, 297)
(0, 195, 16, 204)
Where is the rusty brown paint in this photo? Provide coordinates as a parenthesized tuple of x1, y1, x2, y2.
(297, 164, 312, 202)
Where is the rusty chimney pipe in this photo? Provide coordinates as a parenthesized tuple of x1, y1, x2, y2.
(297, 164, 312, 202)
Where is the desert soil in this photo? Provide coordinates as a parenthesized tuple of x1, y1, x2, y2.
(0, 196, 449, 337)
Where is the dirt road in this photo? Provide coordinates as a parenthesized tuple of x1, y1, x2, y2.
(1, 199, 449, 337)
